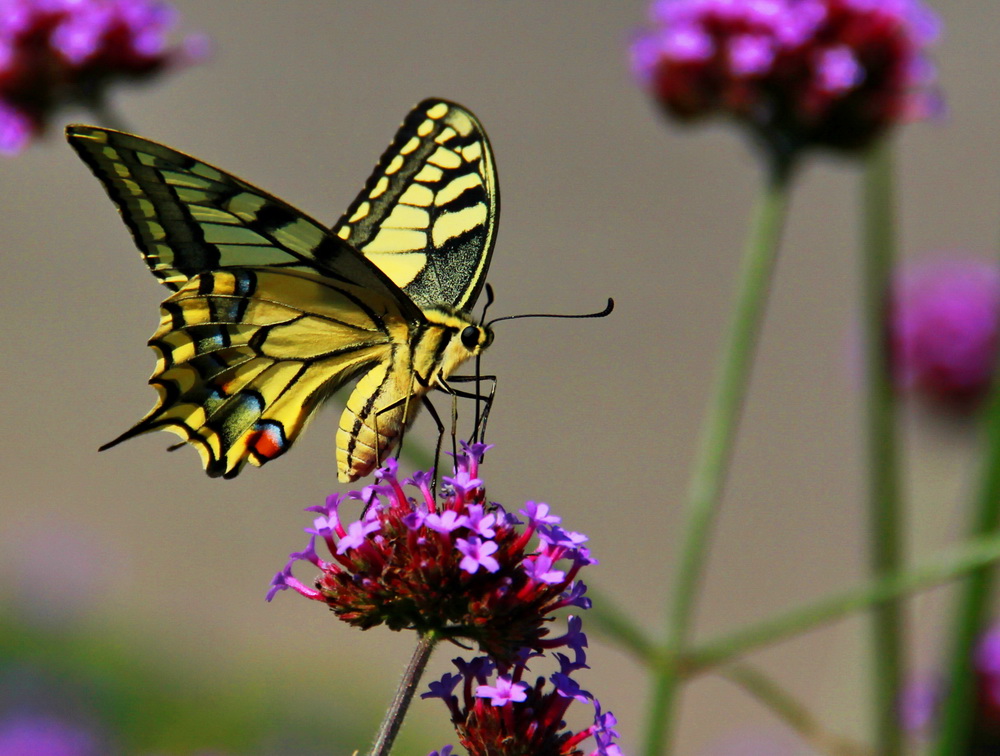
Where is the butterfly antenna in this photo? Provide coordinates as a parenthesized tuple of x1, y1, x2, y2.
(485, 297, 615, 328)
(479, 283, 496, 326)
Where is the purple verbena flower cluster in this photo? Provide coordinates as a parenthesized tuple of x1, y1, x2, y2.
(268, 442, 596, 662)
(630, 0, 940, 157)
(423, 632, 622, 756)
(0, 0, 207, 154)
(889, 256, 1000, 409)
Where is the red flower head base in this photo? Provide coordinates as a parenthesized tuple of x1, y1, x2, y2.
(630, 0, 940, 163)
(268, 443, 596, 663)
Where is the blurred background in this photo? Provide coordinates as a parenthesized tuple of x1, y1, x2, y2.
(2, 1, 1000, 753)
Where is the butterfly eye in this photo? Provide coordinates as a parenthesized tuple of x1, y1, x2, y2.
(461, 325, 481, 350)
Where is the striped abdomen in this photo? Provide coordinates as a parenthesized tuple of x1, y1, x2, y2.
(335, 306, 492, 482)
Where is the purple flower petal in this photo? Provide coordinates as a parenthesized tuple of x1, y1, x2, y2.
(464, 504, 496, 538)
(0, 104, 32, 156)
(336, 519, 381, 554)
(523, 554, 565, 584)
(475, 675, 528, 706)
(729, 34, 775, 76)
(426, 510, 469, 534)
(520, 501, 560, 525)
(455, 536, 500, 574)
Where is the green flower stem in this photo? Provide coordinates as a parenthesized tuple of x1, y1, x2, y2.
(861, 138, 904, 756)
(592, 535, 1000, 746)
(367, 633, 437, 756)
(590, 534, 1000, 672)
(717, 663, 871, 756)
(932, 313, 1000, 752)
(687, 532, 1000, 673)
(643, 163, 792, 756)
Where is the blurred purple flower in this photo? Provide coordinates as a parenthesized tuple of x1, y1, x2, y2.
(0, 523, 121, 624)
(975, 623, 1000, 740)
(898, 673, 940, 737)
(630, 0, 940, 159)
(890, 256, 1000, 408)
(0, 713, 101, 756)
(0, 0, 208, 154)
(901, 620, 1000, 747)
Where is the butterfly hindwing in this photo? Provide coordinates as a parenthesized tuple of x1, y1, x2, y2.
(333, 99, 499, 310)
(103, 267, 406, 478)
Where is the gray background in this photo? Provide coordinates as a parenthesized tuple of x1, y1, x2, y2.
(2, 2, 999, 753)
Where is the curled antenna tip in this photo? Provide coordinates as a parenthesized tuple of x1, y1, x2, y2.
(485, 295, 616, 327)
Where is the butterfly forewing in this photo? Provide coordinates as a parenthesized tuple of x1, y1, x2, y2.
(68, 125, 420, 317)
(333, 99, 499, 311)
(69, 98, 499, 482)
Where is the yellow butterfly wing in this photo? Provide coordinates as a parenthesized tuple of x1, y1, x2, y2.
(68, 126, 420, 478)
(138, 268, 411, 478)
(334, 99, 499, 311)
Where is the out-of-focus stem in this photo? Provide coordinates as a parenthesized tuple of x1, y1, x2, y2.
(643, 160, 792, 756)
(367, 633, 437, 756)
(932, 269, 1000, 754)
(860, 138, 904, 756)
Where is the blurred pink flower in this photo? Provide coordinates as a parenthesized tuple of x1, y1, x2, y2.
(630, 0, 940, 159)
(0, 713, 101, 756)
(0, 0, 208, 154)
(890, 256, 1000, 408)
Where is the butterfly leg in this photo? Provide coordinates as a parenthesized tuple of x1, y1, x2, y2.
(369, 390, 414, 471)
(434, 375, 476, 463)
(419, 395, 447, 497)
(367, 370, 436, 480)
(421, 369, 459, 478)
(438, 374, 497, 445)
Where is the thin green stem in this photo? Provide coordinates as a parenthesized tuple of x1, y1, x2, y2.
(643, 162, 792, 756)
(367, 633, 437, 756)
(718, 663, 872, 756)
(861, 138, 904, 756)
(687, 532, 1000, 673)
(932, 302, 1000, 752)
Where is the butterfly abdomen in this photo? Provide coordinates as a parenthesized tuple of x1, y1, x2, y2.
(335, 307, 492, 483)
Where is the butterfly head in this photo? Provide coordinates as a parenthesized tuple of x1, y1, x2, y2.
(419, 306, 494, 386)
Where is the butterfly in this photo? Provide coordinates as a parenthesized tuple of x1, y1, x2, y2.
(67, 99, 499, 482)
